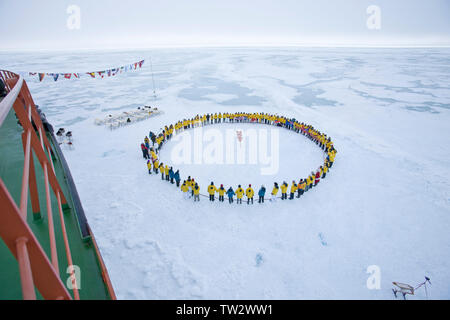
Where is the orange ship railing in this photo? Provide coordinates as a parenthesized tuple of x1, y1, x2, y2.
(0, 70, 85, 300)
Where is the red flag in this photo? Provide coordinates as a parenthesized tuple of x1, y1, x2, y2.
(73, 73, 80, 78)
(98, 71, 105, 78)
(64, 73, 72, 79)
(138, 60, 144, 68)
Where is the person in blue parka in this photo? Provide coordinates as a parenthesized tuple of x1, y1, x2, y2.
(169, 167, 175, 184)
(258, 185, 266, 203)
(174, 170, 181, 187)
(227, 187, 235, 204)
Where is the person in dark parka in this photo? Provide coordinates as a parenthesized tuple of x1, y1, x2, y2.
(174, 170, 181, 187)
(258, 185, 266, 203)
(169, 167, 175, 184)
(227, 187, 235, 204)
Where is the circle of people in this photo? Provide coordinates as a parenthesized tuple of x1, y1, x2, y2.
(140, 112, 337, 204)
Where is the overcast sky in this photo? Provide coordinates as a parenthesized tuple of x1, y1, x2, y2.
(1, 0, 449, 50)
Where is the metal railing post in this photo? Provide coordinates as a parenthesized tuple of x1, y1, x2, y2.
(16, 237, 36, 300)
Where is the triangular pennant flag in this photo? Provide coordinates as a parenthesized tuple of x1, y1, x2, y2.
(29, 72, 37, 76)
(98, 71, 105, 78)
(107, 69, 111, 77)
(38, 73, 45, 82)
(52, 73, 59, 81)
(73, 73, 80, 78)
(87, 72, 96, 78)
(134, 62, 138, 69)
(138, 60, 144, 68)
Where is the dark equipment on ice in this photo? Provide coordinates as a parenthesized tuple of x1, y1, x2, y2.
(392, 276, 431, 300)
(57, 128, 65, 136)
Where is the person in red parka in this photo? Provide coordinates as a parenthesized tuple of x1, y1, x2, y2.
(141, 143, 150, 159)
(314, 169, 321, 186)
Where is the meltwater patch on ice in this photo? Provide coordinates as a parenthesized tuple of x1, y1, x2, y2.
(255, 253, 264, 267)
(318, 233, 328, 246)
(101, 149, 126, 158)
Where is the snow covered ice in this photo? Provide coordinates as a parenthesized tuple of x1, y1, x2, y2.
(1, 47, 449, 299)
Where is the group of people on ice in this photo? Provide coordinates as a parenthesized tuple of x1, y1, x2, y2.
(140, 111, 337, 204)
(140, 129, 182, 187)
(177, 165, 328, 204)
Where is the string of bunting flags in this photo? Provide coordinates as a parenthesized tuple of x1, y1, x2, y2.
(23, 59, 145, 82)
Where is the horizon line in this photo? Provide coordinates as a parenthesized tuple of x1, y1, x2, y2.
(2, 44, 450, 52)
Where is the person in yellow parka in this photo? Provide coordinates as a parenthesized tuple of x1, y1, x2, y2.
(153, 159, 159, 174)
(235, 185, 244, 204)
(245, 184, 254, 204)
(207, 182, 217, 201)
(164, 165, 170, 181)
(146, 160, 152, 174)
(181, 180, 190, 200)
(322, 163, 328, 178)
(193, 183, 200, 202)
(280, 181, 288, 200)
(289, 180, 297, 200)
(306, 174, 313, 191)
(297, 179, 306, 198)
(271, 182, 279, 202)
(186, 176, 192, 197)
(328, 148, 336, 168)
(217, 184, 226, 202)
(150, 149, 158, 162)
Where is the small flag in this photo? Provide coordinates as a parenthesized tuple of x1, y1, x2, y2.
(64, 73, 72, 79)
(73, 73, 80, 78)
(87, 72, 96, 78)
(38, 73, 45, 82)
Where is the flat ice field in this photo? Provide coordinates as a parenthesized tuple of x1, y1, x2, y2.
(1, 47, 449, 299)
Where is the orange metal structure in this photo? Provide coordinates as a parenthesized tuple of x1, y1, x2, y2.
(0, 70, 115, 300)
